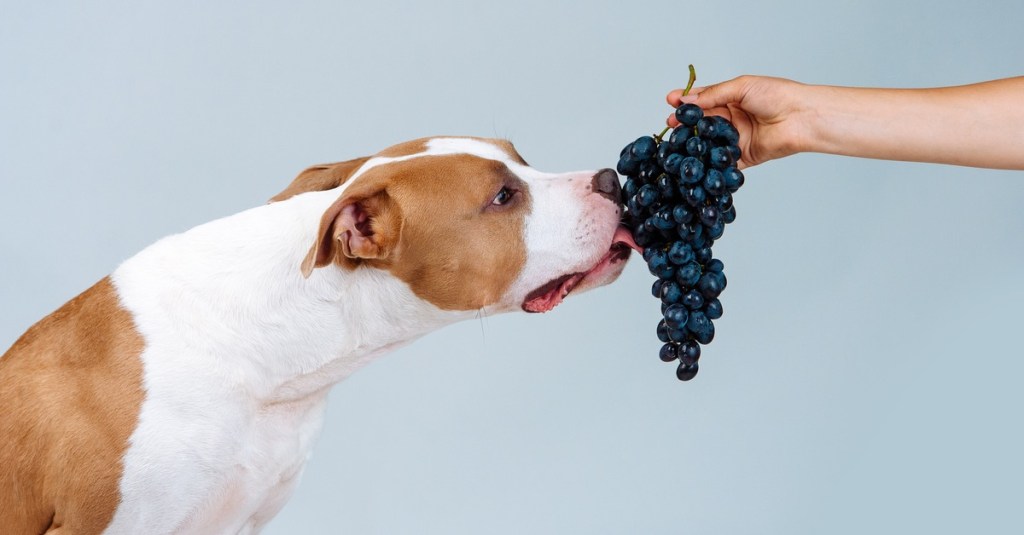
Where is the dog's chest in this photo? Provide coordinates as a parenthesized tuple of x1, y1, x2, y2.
(188, 396, 330, 533)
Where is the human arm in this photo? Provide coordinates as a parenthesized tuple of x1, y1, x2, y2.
(666, 76, 1024, 170)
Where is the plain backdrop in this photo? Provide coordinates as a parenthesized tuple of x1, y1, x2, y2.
(3, 1, 1023, 534)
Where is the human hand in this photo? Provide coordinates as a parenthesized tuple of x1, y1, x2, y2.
(666, 76, 812, 169)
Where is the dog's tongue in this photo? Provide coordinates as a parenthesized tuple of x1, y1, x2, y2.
(613, 225, 642, 253)
(522, 273, 587, 313)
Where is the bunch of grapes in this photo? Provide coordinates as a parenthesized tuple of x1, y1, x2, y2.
(617, 66, 745, 381)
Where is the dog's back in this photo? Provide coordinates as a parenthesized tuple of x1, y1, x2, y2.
(0, 278, 144, 533)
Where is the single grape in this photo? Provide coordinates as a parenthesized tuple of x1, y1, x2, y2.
(687, 311, 715, 344)
(635, 184, 658, 207)
(663, 153, 684, 176)
(659, 343, 679, 362)
(657, 319, 670, 343)
(679, 339, 701, 365)
(676, 361, 699, 381)
(704, 298, 723, 320)
(668, 126, 693, 150)
(682, 289, 705, 310)
(651, 277, 665, 297)
(685, 136, 708, 158)
(697, 271, 727, 299)
(676, 261, 702, 287)
(703, 168, 726, 196)
(678, 157, 705, 186)
(722, 206, 737, 224)
(706, 259, 724, 272)
(675, 103, 704, 127)
(708, 146, 733, 170)
(667, 241, 694, 265)
(723, 167, 745, 193)
(672, 204, 694, 224)
(684, 186, 706, 207)
(631, 136, 657, 160)
(664, 303, 689, 331)
(660, 280, 684, 305)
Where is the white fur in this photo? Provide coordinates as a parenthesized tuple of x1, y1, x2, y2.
(102, 137, 624, 533)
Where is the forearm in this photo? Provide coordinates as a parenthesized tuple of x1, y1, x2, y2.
(797, 77, 1024, 170)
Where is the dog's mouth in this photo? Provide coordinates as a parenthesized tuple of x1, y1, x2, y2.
(521, 226, 642, 313)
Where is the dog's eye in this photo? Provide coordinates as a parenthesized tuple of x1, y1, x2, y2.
(492, 187, 514, 206)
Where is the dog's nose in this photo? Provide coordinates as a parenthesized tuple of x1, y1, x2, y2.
(591, 168, 621, 202)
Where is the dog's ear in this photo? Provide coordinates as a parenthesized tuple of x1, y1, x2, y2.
(300, 187, 403, 277)
(269, 156, 372, 203)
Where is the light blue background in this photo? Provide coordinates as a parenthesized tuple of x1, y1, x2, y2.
(3, 1, 1023, 533)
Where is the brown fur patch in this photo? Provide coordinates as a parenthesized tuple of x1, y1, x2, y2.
(268, 157, 371, 203)
(332, 154, 530, 310)
(0, 278, 144, 534)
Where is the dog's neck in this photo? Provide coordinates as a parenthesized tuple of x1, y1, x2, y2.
(112, 190, 474, 405)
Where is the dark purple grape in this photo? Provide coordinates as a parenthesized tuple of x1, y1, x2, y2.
(668, 328, 688, 343)
(710, 116, 739, 145)
(659, 343, 679, 362)
(678, 157, 704, 186)
(651, 277, 665, 297)
(685, 136, 707, 158)
(663, 153, 684, 176)
(696, 117, 718, 139)
(638, 161, 662, 183)
(723, 167, 745, 192)
(722, 206, 736, 224)
(699, 206, 719, 227)
(706, 220, 725, 240)
(667, 241, 694, 265)
(705, 298, 723, 320)
(682, 289, 705, 310)
(651, 208, 675, 231)
(617, 154, 640, 175)
(679, 340, 701, 365)
(676, 362, 699, 381)
(676, 261, 702, 287)
(655, 315, 671, 342)
(671, 204, 693, 224)
(668, 126, 693, 150)
(622, 177, 639, 199)
(635, 184, 658, 207)
(633, 226, 656, 247)
(718, 192, 733, 211)
(675, 103, 704, 127)
(708, 146, 733, 170)
(697, 271, 727, 299)
(687, 311, 715, 344)
(664, 304, 689, 330)
(631, 136, 657, 160)
(706, 259, 724, 272)
(660, 280, 684, 304)
(656, 174, 677, 200)
(684, 186, 706, 207)
(694, 246, 713, 264)
(703, 168, 726, 196)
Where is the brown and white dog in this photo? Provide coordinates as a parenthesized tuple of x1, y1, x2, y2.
(0, 136, 638, 534)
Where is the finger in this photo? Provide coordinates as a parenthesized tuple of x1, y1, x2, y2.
(679, 78, 749, 110)
(666, 114, 681, 127)
(666, 86, 708, 107)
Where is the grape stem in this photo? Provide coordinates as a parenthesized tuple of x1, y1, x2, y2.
(654, 64, 698, 143)
(683, 64, 697, 97)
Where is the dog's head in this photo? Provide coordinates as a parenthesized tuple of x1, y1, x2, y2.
(272, 137, 639, 313)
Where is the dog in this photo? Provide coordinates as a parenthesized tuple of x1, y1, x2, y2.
(0, 136, 639, 534)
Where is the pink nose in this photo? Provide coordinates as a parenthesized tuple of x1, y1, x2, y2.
(591, 168, 621, 203)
